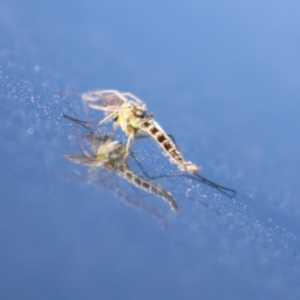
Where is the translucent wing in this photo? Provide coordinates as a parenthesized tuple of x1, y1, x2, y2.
(89, 103, 130, 112)
(63, 153, 105, 167)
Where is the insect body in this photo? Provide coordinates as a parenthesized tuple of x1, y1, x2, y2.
(78, 89, 199, 173)
(63, 127, 178, 211)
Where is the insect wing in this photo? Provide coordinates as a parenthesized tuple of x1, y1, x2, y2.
(63, 154, 105, 167)
(89, 103, 130, 113)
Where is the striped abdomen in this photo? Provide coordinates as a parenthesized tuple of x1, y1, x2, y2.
(117, 163, 178, 211)
(139, 119, 199, 173)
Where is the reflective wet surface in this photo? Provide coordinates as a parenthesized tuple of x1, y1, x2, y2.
(1, 1, 300, 299)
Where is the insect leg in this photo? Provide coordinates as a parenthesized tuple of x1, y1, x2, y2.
(82, 90, 128, 104)
(125, 135, 134, 154)
(150, 172, 237, 199)
(122, 92, 145, 105)
(129, 153, 236, 199)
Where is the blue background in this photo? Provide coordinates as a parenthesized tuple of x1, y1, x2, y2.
(1, 1, 300, 299)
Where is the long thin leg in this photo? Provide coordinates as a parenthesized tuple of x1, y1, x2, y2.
(167, 134, 179, 149)
(62, 114, 94, 131)
(62, 111, 116, 126)
(125, 135, 134, 155)
(151, 172, 237, 199)
(81, 90, 145, 109)
(91, 90, 145, 106)
(62, 114, 101, 158)
(128, 152, 224, 215)
(122, 92, 145, 105)
(81, 90, 128, 104)
(129, 151, 236, 199)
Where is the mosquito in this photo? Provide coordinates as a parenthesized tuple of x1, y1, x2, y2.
(62, 115, 178, 212)
(65, 89, 200, 173)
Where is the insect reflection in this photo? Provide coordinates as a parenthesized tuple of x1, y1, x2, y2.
(62, 114, 236, 221)
(63, 115, 178, 213)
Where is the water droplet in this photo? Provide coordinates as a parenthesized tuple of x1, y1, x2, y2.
(27, 128, 34, 135)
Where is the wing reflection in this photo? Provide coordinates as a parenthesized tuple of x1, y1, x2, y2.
(62, 115, 180, 227)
